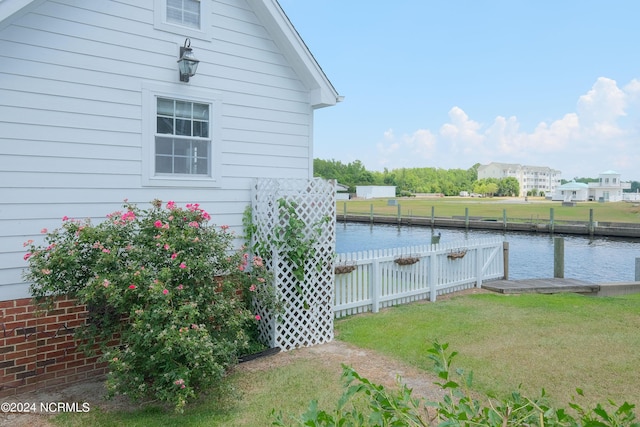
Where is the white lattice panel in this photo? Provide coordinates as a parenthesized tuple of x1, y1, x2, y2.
(251, 178, 336, 351)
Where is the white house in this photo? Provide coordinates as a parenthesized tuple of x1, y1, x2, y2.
(587, 170, 631, 202)
(356, 186, 396, 199)
(0, 0, 341, 301)
(551, 181, 589, 202)
(551, 171, 631, 202)
(477, 162, 561, 197)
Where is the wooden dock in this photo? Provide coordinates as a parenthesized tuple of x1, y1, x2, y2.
(483, 278, 601, 295)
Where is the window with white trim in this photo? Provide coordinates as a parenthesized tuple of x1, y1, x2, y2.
(142, 84, 221, 187)
(155, 97, 210, 176)
(154, 0, 210, 39)
(166, 0, 200, 29)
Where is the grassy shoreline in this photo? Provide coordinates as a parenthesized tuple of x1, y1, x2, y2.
(338, 197, 640, 223)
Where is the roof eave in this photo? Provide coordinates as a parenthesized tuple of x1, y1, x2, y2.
(0, 0, 43, 29)
(250, 0, 342, 109)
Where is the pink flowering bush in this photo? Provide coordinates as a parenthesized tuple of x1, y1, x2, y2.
(24, 200, 277, 412)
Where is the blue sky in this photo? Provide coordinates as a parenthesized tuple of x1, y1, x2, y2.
(279, 1, 640, 181)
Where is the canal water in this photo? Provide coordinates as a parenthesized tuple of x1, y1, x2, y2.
(335, 223, 640, 283)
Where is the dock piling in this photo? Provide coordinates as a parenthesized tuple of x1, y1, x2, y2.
(554, 237, 564, 278)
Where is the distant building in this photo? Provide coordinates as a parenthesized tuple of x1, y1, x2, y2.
(552, 181, 589, 202)
(588, 170, 631, 202)
(335, 182, 350, 201)
(477, 162, 561, 197)
(552, 170, 631, 202)
(356, 186, 396, 199)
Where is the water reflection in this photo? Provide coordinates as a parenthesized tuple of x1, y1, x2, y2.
(335, 223, 640, 283)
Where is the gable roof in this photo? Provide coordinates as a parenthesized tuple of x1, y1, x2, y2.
(0, 0, 341, 108)
(249, 0, 341, 108)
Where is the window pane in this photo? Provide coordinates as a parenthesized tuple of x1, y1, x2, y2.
(192, 120, 207, 137)
(194, 158, 208, 175)
(192, 103, 208, 119)
(175, 101, 191, 118)
(184, 0, 200, 13)
(166, 8, 182, 24)
(193, 140, 208, 157)
(175, 119, 191, 136)
(173, 157, 188, 174)
(157, 98, 174, 116)
(156, 137, 173, 154)
(157, 117, 173, 134)
(173, 141, 190, 157)
(156, 155, 172, 173)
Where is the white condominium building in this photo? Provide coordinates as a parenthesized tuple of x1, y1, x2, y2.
(477, 162, 562, 197)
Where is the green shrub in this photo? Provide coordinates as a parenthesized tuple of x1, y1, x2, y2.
(273, 341, 638, 426)
(24, 200, 277, 412)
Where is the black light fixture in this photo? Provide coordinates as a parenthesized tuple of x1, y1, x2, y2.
(177, 38, 199, 82)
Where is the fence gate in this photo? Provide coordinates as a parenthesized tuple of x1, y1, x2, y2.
(251, 178, 336, 351)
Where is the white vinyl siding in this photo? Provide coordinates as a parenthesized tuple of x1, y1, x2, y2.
(0, 0, 331, 300)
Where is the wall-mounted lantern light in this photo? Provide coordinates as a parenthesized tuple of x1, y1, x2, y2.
(177, 38, 199, 82)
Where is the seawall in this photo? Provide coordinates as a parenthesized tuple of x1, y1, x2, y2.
(339, 214, 640, 239)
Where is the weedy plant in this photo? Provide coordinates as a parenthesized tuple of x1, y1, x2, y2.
(273, 341, 638, 426)
(24, 200, 278, 412)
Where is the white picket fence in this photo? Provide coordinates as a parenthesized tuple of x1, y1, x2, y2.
(333, 237, 505, 318)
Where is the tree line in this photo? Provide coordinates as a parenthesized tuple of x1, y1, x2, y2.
(313, 159, 511, 196)
(313, 159, 640, 197)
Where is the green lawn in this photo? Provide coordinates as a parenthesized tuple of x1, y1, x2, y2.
(335, 292, 640, 407)
(338, 197, 640, 223)
(53, 292, 640, 426)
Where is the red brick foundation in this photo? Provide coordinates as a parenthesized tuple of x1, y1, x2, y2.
(0, 297, 107, 398)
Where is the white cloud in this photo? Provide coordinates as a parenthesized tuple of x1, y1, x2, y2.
(577, 77, 626, 126)
(375, 128, 436, 168)
(439, 107, 485, 153)
(374, 76, 640, 179)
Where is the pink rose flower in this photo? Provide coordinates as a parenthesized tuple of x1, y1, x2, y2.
(128, 284, 136, 289)
(179, 262, 186, 269)
(171, 253, 177, 259)
(154, 220, 163, 228)
(23, 253, 31, 261)
(255, 315, 261, 321)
